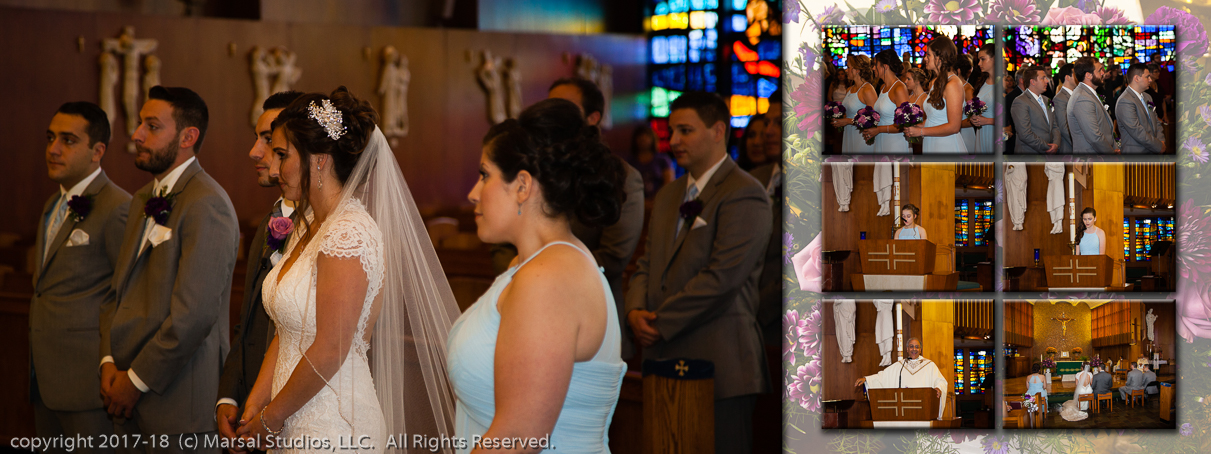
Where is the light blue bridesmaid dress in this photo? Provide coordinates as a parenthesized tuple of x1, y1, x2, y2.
(1079, 231, 1101, 255)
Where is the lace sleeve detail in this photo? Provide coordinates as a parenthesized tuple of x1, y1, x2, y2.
(319, 207, 385, 288)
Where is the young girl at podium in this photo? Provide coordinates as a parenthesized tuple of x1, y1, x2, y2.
(1077, 207, 1107, 255)
(895, 204, 928, 240)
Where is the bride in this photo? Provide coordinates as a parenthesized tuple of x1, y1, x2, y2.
(1061, 363, 1093, 422)
(237, 87, 461, 452)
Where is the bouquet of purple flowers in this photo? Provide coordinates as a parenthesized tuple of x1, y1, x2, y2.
(894, 102, 925, 144)
(964, 96, 987, 118)
(825, 101, 846, 131)
(853, 106, 880, 145)
(1040, 358, 1056, 369)
(1090, 355, 1104, 370)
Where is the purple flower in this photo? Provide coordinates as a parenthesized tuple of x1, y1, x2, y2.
(1093, 7, 1132, 25)
(853, 106, 880, 130)
(787, 358, 822, 412)
(895, 102, 925, 143)
(1147, 7, 1208, 73)
(1181, 423, 1193, 436)
(924, 0, 981, 24)
(964, 97, 987, 118)
(1204, 73, 1211, 85)
(783, 232, 795, 264)
(783, 309, 806, 363)
(785, 0, 800, 24)
(143, 196, 173, 225)
(1199, 105, 1211, 127)
(986, 0, 1039, 24)
(800, 302, 822, 358)
(794, 78, 822, 136)
(1184, 136, 1209, 164)
(874, 0, 896, 14)
(66, 194, 94, 223)
(1178, 200, 1211, 342)
(265, 216, 295, 252)
(816, 5, 844, 25)
(679, 199, 703, 220)
(982, 435, 1009, 454)
(1042, 6, 1101, 25)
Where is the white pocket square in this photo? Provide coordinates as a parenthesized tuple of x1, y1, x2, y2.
(65, 229, 90, 247)
(691, 217, 708, 230)
(148, 224, 173, 248)
(270, 251, 283, 267)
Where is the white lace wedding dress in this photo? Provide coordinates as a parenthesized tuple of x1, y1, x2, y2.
(262, 199, 387, 452)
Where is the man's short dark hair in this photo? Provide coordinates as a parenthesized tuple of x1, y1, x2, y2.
(1021, 66, 1046, 89)
(148, 85, 209, 152)
(1057, 63, 1075, 83)
(55, 101, 110, 147)
(669, 91, 730, 136)
(263, 90, 305, 111)
(1125, 63, 1149, 85)
(549, 77, 604, 117)
(1074, 57, 1098, 84)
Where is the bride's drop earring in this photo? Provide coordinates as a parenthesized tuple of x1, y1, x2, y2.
(317, 165, 323, 190)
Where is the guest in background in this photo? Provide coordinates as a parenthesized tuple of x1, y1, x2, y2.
(1076, 207, 1107, 256)
(750, 111, 783, 347)
(1053, 64, 1077, 154)
(31, 102, 130, 453)
(626, 92, 770, 453)
(736, 115, 767, 170)
(627, 124, 673, 199)
(1004, 70, 1022, 153)
(826, 60, 851, 103)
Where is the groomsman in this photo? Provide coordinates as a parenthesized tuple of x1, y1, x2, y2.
(1067, 57, 1118, 154)
(100, 86, 238, 453)
(215, 91, 301, 449)
(1010, 66, 1060, 154)
(626, 92, 770, 454)
(1053, 64, 1077, 154)
(31, 102, 129, 453)
(1115, 63, 1165, 154)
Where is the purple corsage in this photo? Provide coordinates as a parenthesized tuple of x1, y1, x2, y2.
(265, 216, 295, 253)
(143, 187, 179, 226)
(680, 199, 703, 221)
(66, 194, 94, 223)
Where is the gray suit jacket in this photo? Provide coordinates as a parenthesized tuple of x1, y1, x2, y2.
(29, 171, 130, 411)
(1143, 370, 1159, 394)
(1123, 369, 1146, 391)
(100, 160, 239, 434)
(625, 157, 771, 399)
(571, 159, 644, 359)
(1011, 91, 1060, 154)
(1067, 84, 1117, 154)
(1091, 371, 1113, 396)
(217, 208, 282, 408)
(1115, 89, 1164, 153)
(1053, 87, 1074, 154)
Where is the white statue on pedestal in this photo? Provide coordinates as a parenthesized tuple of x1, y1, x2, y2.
(476, 50, 507, 125)
(874, 299, 895, 366)
(834, 300, 856, 363)
(1005, 163, 1028, 230)
(873, 163, 892, 216)
(1146, 308, 1157, 341)
(98, 52, 119, 129)
(1045, 162, 1066, 234)
(142, 55, 161, 101)
(378, 46, 411, 138)
(249, 46, 272, 127)
(503, 58, 523, 120)
(832, 162, 853, 211)
(102, 26, 157, 142)
(271, 47, 302, 96)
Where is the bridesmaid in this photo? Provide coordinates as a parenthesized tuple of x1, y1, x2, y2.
(902, 67, 931, 155)
(827, 60, 851, 103)
(904, 37, 968, 153)
(831, 54, 877, 154)
(971, 44, 996, 154)
(957, 54, 978, 154)
(862, 50, 910, 153)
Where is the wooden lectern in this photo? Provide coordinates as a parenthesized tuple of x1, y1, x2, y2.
(858, 240, 937, 275)
(1043, 255, 1113, 288)
(867, 388, 940, 421)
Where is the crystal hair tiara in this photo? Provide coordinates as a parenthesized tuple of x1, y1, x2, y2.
(308, 99, 347, 140)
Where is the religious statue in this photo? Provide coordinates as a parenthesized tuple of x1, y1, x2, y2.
(476, 50, 507, 125)
(1005, 163, 1027, 230)
(873, 163, 892, 216)
(271, 47, 302, 96)
(834, 300, 856, 363)
(98, 52, 119, 129)
(575, 53, 614, 129)
(1052, 312, 1074, 337)
(502, 58, 523, 120)
(874, 299, 894, 366)
(248, 46, 302, 127)
(1045, 162, 1066, 234)
(142, 55, 161, 101)
(102, 26, 158, 143)
(832, 162, 853, 212)
(377, 46, 411, 138)
(1146, 308, 1157, 342)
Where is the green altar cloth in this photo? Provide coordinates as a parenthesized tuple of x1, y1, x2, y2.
(1055, 360, 1083, 375)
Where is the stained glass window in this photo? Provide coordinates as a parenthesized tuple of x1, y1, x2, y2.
(955, 198, 992, 247)
(955, 199, 970, 247)
(954, 349, 966, 394)
(1004, 26, 1177, 74)
(823, 26, 992, 70)
(974, 200, 993, 247)
(969, 350, 989, 394)
(1129, 216, 1176, 261)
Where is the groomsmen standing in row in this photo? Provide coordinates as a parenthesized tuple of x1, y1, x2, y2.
(215, 90, 302, 450)
(100, 86, 239, 453)
(1116, 63, 1165, 154)
(1067, 57, 1118, 154)
(626, 92, 770, 454)
(31, 102, 131, 453)
(1010, 66, 1060, 154)
(1052, 64, 1077, 155)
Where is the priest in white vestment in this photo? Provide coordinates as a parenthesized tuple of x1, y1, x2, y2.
(855, 337, 948, 419)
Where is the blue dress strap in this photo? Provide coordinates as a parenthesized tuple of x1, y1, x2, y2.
(518, 241, 602, 272)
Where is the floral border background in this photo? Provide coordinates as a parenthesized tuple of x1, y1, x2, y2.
(781, 1, 1211, 453)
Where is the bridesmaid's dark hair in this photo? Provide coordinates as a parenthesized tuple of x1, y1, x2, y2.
(874, 50, 903, 81)
(972, 44, 995, 89)
(926, 37, 958, 110)
(1075, 207, 1097, 247)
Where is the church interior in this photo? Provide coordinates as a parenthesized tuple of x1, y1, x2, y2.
(821, 300, 993, 429)
(821, 162, 994, 292)
(1003, 300, 1177, 429)
(1002, 162, 1175, 292)
(0, 1, 786, 450)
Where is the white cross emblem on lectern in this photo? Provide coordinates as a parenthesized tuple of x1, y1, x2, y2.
(875, 390, 925, 417)
(1052, 258, 1098, 284)
(867, 244, 917, 271)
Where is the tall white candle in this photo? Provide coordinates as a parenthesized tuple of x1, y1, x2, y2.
(895, 301, 903, 359)
(1069, 172, 1076, 243)
(894, 161, 900, 178)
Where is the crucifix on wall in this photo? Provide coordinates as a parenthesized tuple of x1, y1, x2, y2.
(1051, 312, 1074, 337)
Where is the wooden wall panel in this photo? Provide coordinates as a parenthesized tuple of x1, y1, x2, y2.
(921, 300, 955, 396)
(821, 164, 899, 291)
(1092, 164, 1126, 286)
(915, 165, 955, 274)
(1002, 163, 1085, 267)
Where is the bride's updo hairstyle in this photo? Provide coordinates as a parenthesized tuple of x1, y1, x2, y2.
(271, 86, 379, 194)
(483, 98, 625, 228)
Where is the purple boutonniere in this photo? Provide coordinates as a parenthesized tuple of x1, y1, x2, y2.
(1147, 100, 1156, 110)
(679, 199, 703, 221)
(143, 187, 179, 226)
(265, 216, 295, 253)
(66, 194, 94, 223)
